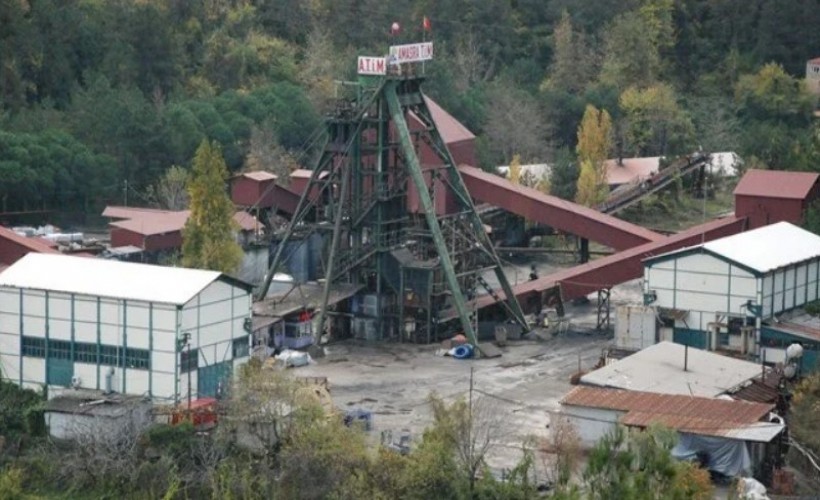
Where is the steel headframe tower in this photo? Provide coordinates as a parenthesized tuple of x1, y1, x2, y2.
(258, 74, 528, 348)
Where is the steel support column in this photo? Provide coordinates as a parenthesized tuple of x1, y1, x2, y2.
(385, 82, 480, 348)
(596, 288, 611, 331)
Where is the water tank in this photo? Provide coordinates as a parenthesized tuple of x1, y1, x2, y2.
(271, 237, 311, 283)
(308, 232, 325, 280)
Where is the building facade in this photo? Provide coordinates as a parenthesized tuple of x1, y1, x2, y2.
(733, 169, 820, 230)
(0, 254, 252, 402)
(643, 223, 820, 355)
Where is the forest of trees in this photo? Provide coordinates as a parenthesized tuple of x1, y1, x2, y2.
(0, 0, 818, 215)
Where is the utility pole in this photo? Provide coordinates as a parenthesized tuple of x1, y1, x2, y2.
(123, 179, 128, 207)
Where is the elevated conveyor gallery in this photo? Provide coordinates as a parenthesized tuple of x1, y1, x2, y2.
(441, 216, 747, 321)
(458, 165, 664, 250)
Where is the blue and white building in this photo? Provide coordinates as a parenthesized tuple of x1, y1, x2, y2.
(643, 222, 820, 361)
(0, 253, 252, 401)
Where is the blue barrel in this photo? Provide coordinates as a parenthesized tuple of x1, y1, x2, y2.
(452, 344, 474, 359)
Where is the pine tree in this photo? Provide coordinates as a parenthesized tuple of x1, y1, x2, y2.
(182, 140, 243, 274)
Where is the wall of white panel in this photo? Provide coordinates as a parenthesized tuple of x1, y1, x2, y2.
(0, 279, 248, 401)
(762, 259, 820, 317)
(560, 406, 624, 448)
(646, 253, 759, 332)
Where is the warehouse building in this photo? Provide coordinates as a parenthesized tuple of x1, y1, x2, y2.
(643, 222, 820, 355)
(0, 253, 252, 401)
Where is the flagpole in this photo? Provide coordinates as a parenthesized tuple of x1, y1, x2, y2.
(422, 17, 427, 75)
(422, 27, 426, 76)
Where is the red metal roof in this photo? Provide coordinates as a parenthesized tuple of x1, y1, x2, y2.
(238, 171, 277, 182)
(233, 211, 260, 232)
(102, 206, 173, 220)
(0, 226, 61, 255)
(561, 386, 773, 438)
(108, 210, 189, 236)
(769, 321, 820, 342)
(733, 169, 819, 200)
(808, 57, 820, 65)
(104, 206, 259, 237)
(604, 157, 661, 186)
(422, 95, 475, 144)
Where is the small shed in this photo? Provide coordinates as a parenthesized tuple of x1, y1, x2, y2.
(643, 222, 820, 352)
(103, 206, 263, 255)
(231, 171, 278, 208)
(559, 386, 783, 477)
(734, 169, 820, 229)
(44, 390, 152, 441)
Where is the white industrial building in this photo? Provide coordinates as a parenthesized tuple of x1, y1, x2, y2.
(643, 222, 820, 353)
(0, 253, 252, 401)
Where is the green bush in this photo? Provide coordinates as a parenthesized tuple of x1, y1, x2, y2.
(0, 381, 44, 438)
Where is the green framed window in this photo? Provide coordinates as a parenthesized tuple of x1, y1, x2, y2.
(125, 348, 150, 370)
(232, 336, 249, 358)
(21, 336, 46, 358)
(48, 339, 72, 360)
(74, 342, 98, 364)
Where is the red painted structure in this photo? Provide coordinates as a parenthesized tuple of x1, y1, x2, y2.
(442, 216, 747, 319)
(231, 171, 302, 215)
(0, 226, 59, 266)
(103, 207, 259, 252)
(405, 96, 476, 215)
(734, 169, 820, 229)
(458, 165, 664, 250)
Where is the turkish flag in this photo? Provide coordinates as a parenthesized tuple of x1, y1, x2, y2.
(423, 16, 431, 32)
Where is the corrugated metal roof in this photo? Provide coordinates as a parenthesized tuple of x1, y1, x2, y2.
(702, 222, 820, 273)
(109, 211, 189, 236)
(733, 169, 819, 199)
(0, 253, 226, 305)
(732, 379, 780, 404)
(579, 341, 764, 397)
(233, 211, 260, 232)
(102, 206, 173, 220)
(104, 206, 259, 236)
(645, 222, 820, 274)
(0, 226, 61, 255)
(239, 171, 277, 181)
(604, 157, 661, 186)
(561, 386, 779, 440)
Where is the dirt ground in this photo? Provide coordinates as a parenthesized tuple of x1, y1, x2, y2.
(295, 275, 646, 480)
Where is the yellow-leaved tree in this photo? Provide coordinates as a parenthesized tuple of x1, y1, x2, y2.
(508, 153, 522, 184)
(575, 105, 612, 206)
(182, 140, 243, 274)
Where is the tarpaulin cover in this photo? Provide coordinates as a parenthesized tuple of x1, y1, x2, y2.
(672, 433, 751, 477)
